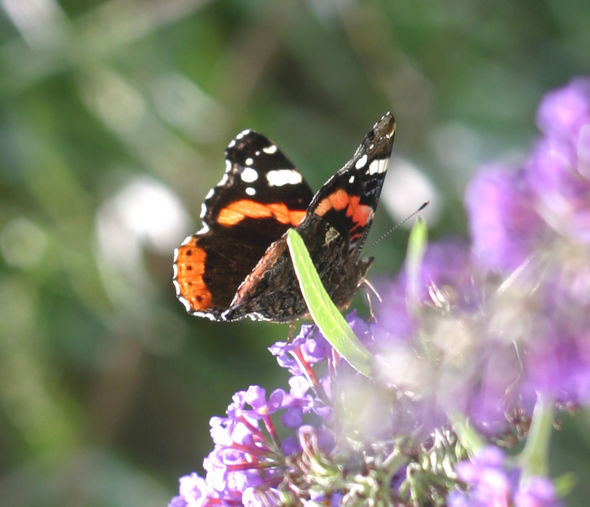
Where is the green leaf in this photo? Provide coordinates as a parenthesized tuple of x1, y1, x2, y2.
(287, 229, 372, 377)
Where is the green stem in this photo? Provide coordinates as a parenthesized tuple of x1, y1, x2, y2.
(448, 412, 486, 455)
(406, 217, 428, 309)
(518, 395, 553, 480)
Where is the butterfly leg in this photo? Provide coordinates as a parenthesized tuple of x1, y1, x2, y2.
(287, 321, 297, 342)
(362, 278, 382, 322)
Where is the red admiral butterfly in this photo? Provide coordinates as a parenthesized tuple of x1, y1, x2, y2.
(173, 112, 395, 322)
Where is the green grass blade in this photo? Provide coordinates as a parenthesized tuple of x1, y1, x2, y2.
(406, 217, 428, 305)
(287, 229, 372, 377)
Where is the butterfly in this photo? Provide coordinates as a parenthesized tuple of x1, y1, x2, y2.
(173, 112, 395, 322)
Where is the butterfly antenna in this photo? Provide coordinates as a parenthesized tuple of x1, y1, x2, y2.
(367, 201, 429, 253)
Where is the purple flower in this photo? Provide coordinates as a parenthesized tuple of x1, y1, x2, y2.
(169, 384, 313, 505)
(401, 240, 476, 305)
(241, 487, 279, 506)
(515, 477, 564, 507)
(374, 241, 524, 434)
(466, 165, 543, 271)
(467, 78, 590, 258)
(448, 447, 562, 507)
(521, 316, 590, 404)
(168, 471, 235, 506)
(376, 240, 478, 341)
(461, 76, 590, 414)
(526, 135, 590, 243)
(465, 345, 526, 434)
(268, 323, 330, 378)
(525, 78, 590, 243)
(536, 77, 590, 141)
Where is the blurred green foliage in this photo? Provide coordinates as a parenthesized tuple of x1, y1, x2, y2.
(1, 1, 589, 505)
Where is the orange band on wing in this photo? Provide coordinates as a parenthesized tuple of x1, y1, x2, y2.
(174, 237, 213, 311)
(217, 199, 306, 227)
(314, 188, 349, 215)
(314, 190, 373, 227)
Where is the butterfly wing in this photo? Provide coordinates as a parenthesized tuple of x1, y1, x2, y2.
(173, 130, 314, 320)
(226, 112, 396, 322)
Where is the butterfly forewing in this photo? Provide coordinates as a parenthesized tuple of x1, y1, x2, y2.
(306, 112, 396, 252)
(173, 130, 314, 319)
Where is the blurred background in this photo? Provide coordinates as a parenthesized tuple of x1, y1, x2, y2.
(1, 0, 589, 505)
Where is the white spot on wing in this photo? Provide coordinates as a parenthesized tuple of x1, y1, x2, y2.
(205, 188, 215, 199)
(192, 309, 217, 321)
(181, 235, 193, 246)
(245, 187, 256, 196)
(245, 157, 254, 166)
(218, 172, 230, 186)
(367, 158, 389, 175)
(178, 295, 192, 312)
(241, 167, 258, 183)
(228, 139, 236, 148)
(192, 309, 218, 321)
(246, 311, 269, 321)
(263, 145, 277, 154)
(355, 154, 368, 169)
(266, 169, 303, 187)
(349, 175, 355, 184)
(236, 129, 251, 140)
(225, 160, 232, 172)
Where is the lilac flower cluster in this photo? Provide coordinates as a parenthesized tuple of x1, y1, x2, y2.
(467, 77, 590, 269)
(368, 79, 590, 439)
(170, 315, 413, 506)
(466, 77, 590, 407)
(448, 447, 562, 507)
(168, 379, 332, 506)
(170, 79, 590, 505)
(171, 312, 480, 505)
